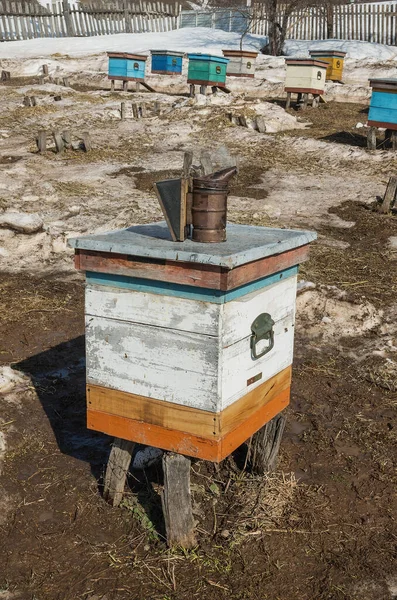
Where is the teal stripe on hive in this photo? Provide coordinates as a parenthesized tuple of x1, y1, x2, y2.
(86, 266, 298, 304)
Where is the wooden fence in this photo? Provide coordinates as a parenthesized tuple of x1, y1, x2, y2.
(0, 0, 181, 40)
(181, 2, 397, 46)
(2, 0, 397, 45)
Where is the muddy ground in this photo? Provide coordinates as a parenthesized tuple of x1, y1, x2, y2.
(0, 68, 397, 600)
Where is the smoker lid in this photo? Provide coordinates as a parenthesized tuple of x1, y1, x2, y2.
(68, 222, 317, 269)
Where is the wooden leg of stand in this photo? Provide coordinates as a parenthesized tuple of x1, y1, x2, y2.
(248, 413, 286, 475)
(161, 452, 196, 548)
(367, 126, 377, 150)
(285, 92, 291, 109)
(103, 437, 135, 507)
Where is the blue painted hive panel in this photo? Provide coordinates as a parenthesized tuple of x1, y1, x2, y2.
(126, 58, 146, 79)
(368, 90, 397, 125)
(152, 54, 183, 73)
(108, 57, 127, 77)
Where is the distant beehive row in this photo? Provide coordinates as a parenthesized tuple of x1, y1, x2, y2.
(106, 48, 348, 93)
(106, 49, 397, 132)
(107, 49, 260, 89)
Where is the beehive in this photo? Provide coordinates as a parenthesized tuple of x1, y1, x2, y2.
(222, 50, 258, 78)
(284, 58, 327, 95)
(69, 222, 316, 462)
(368, 79, 397, 130)
(187, 53, 229, 87)
(151, 50, 184, 75)
(107, 52, 147, 81)
(309, 50, 346, 82)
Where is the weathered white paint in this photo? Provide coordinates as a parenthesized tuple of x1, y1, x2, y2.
(85, 276, 297, 412)
(285, 64, 326, 92)
(86, 316, 220, 411)
(86, 284, 220, 337)
(226, 56, 256, 76)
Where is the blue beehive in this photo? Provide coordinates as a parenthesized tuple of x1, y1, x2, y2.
(151, 50, 184, 75)
(107, 52, 147, 81)
(187, 53, 229, 87)
(368, 79, 397, 130)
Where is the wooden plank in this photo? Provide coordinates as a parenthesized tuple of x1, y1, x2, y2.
(221, 366, 291, 435)
(85, 315, 219, 411)
(87, 366, 291, 440)
(87, 386, 290, 462)
(161, 453, 196, 548)
(75, 244, 309, 292)
(85, 283, 220, 337)
(88, 383, 220, 438)
(103, 437, 135, 507)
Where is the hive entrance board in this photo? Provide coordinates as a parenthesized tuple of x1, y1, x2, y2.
(153, 179, 188, 242)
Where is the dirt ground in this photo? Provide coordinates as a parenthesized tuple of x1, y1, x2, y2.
(0, 69, 397, 600)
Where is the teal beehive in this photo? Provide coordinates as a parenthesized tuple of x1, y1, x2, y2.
(107, 52, 147, 82)
(368, 79, 397, 130)
(187, 53, 229, 87)
(151, 50, 184, 75)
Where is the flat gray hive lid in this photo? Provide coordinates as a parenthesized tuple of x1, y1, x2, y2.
(68, 221, 317, 269)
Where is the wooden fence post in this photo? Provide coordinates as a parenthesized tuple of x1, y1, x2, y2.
(62, 0, 75, 36)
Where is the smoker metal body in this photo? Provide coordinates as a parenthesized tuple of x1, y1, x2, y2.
(69, 222, 316, 462)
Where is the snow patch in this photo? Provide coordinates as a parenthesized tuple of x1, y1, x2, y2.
(0, 212, 43, 234)
(296, 288, 383, 341)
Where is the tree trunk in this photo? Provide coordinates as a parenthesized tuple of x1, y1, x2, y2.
(326, 4, 334, 39)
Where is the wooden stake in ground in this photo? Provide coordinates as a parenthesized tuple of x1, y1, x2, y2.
(161, 453, 196, 548)
(120, 102, 126, 120)
(42, 64, 49, 76)
(36, 130, 47, 153)
(103, 437, 135, 507)
(81, 132, 92, 152)
(110, 80, 115, 92)
(367, 126, 377, 150)
(1, 70, 11, 82)
(62, 130, 72, 149)
(379, 175, 397, 214)
(53, 131, 64, 153)
(247, 413, 286, 475)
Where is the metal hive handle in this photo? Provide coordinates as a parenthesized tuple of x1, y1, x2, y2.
(250, 313, 275, 360)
